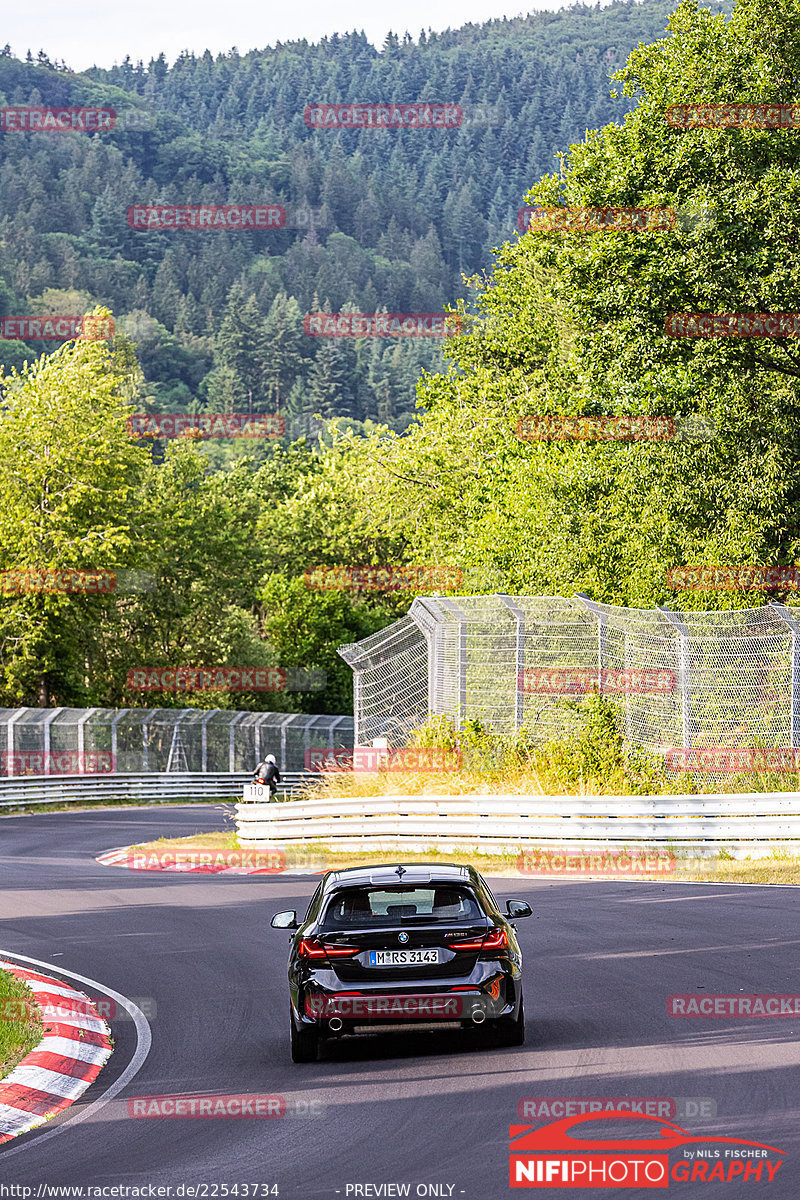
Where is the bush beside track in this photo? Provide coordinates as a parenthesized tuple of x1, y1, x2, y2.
(307, 702, 800, 798)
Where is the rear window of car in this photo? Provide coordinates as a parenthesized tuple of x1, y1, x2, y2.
(320, 885, 485, 928)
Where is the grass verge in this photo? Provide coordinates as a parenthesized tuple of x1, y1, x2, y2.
(126, 831, 800, 885)
(0, 968, 42, 1079)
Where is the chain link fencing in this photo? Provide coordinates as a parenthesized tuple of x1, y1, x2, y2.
(338, 595, 800, 785)
(0, 707, 353, 776)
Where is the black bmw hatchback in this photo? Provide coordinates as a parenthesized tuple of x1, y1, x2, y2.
(271, 862, 531, 1062)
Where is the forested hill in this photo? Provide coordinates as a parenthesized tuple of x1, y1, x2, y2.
(0, 1, 722, 437)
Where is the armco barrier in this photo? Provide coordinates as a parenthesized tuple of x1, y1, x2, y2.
(0, 772, 311, 808)
(235, 789, 800, 858)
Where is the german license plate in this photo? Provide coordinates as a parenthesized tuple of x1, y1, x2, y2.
(368, 949, 440, 966)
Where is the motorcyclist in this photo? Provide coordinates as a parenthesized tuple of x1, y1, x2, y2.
(253, 754, 281, 797)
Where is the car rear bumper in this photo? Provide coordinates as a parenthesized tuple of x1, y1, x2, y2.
(293, 981, 519, 1035)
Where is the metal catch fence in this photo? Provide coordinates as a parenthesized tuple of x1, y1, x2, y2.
(338, 595, 800, 785)
(0, 707, 353, 777)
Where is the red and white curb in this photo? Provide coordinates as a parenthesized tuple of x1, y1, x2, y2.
(96, 845, 321, 875)
(0, 961, 112, 1145)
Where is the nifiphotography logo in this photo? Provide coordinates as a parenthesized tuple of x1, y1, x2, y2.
(508, 1112, 784, 1188)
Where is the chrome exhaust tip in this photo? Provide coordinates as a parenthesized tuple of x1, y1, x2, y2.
(328, 1016, 343, 1033)
(471, 1006, 486, 1025)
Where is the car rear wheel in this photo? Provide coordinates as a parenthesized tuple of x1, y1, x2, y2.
(501, 996, 525, 1046)
(290, 1009, 319, 1063)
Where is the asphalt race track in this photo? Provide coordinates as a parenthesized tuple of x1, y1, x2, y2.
(1, 804, 799, 1198)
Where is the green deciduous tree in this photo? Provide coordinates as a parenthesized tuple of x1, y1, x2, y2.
(0, 308, 147, 704)
(92, 441, 276, 708)
(363, 0, 800, 608)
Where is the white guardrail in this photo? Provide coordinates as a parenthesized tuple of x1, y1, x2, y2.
(236, 787, 800, 857)
(0, 772, 312, 808)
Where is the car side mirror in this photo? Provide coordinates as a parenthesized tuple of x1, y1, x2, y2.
(505, 899, 532, 919)
(271, 910, 299, 929)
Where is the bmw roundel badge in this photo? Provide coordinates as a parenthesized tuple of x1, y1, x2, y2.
(398, 932, 409, 943)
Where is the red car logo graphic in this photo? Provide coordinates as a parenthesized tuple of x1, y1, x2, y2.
(510, 1111, 783, 1154)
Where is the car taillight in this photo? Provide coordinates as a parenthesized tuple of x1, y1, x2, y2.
(482, 928, 508, 951)
(298, 937, 359, 959)
(298, 937, 327, 959)
(450, 928, 508, 952)
(449, 936, 485, 951)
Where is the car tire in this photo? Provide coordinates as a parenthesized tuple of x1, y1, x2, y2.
(501, 996, 525, 1047)
(290, 1010, 319, 1063)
